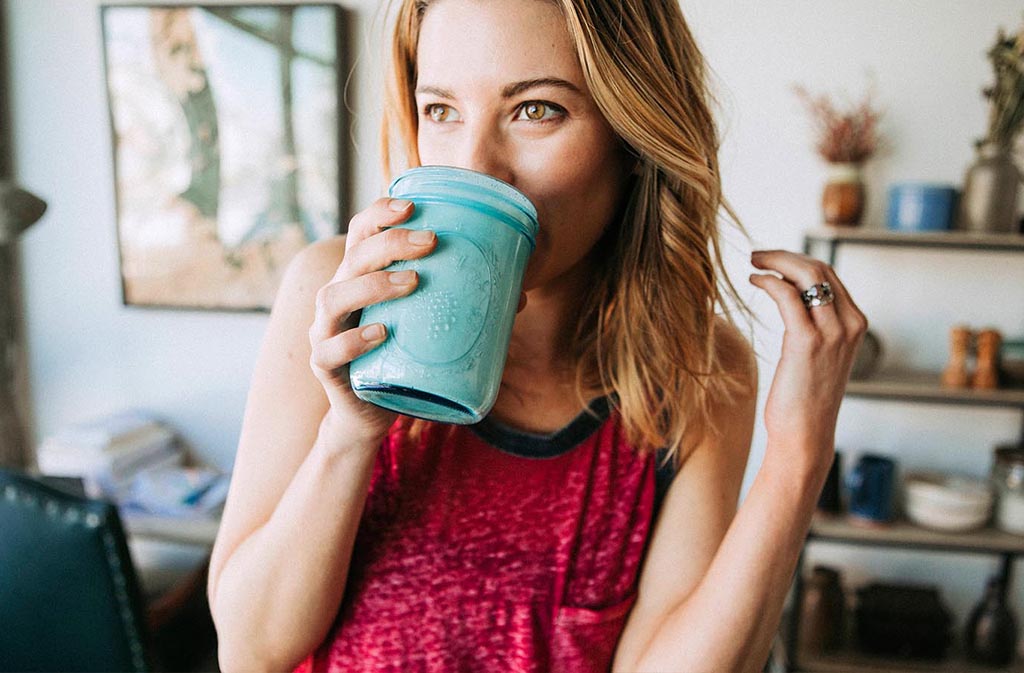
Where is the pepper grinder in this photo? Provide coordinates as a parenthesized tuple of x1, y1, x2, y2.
(973, 329, 1002, 390)
(941, 325, 972, 388)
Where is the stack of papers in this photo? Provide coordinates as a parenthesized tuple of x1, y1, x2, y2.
(36, 409, 182, 500)
(120, 466, 229, 519)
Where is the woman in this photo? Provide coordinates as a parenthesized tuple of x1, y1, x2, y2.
(207, 0, 867, 671)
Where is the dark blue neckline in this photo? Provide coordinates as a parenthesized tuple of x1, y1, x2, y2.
(469, 397, 612, 459)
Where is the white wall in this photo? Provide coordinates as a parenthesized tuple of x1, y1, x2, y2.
(6, 0, 1024, 625)
(692, 0, 1024, 623)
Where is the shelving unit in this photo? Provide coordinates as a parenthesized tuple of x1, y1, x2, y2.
(810, 514, 1024, 555)
(845, 371, 1024, 409)
(803, 226, 1024, 265)
(785, 228, 1024, 673)
(796, 651, 1024, 673)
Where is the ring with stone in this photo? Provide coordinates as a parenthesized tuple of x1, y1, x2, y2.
(801, 282, 835, 308)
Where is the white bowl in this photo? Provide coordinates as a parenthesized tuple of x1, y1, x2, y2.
(905, 473, 993, 507)
(903, 473, 994, 532)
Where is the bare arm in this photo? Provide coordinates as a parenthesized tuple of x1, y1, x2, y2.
(617, 441, 827, 673)
(207, 199, 437, 672)
(614, 251, 867, 673)
(208, 408, 379, 673)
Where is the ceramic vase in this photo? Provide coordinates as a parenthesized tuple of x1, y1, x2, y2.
(958, 141, 1022, 234)
(822, 162, 865, 226)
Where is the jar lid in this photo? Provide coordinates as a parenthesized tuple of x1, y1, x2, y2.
(389, 166, 539, 249)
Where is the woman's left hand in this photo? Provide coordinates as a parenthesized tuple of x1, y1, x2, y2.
(749, 250, 868, 475)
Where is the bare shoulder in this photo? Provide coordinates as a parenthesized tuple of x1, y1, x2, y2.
(243, 234, 354, 445)
(275, 235, 348, 307)
(711, 316, 758, 411)
(252, 235, 349, 376)
(298, 234, 347, 269)
(676, 317, 756, 468)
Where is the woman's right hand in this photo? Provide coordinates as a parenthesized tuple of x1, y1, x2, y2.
(308, 197, 436, 444)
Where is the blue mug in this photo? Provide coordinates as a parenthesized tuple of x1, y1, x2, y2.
(886, 183, 958, 232)
(846, 453, 897, 524)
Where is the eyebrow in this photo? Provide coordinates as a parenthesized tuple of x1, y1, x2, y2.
(415, 77, 582, 100)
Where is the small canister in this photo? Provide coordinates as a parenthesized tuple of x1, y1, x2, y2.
(349, 166, 538, 424)
(886, 183, 958, 232)
(992, 445, 1024, 534)
(846, 453, 897, 525)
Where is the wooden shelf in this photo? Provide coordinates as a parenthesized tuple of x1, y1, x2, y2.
(805, 227, 1024, 253)
(846, 371, 1024, 408)
(809, 513, 1024, 555)
(797, 648, 1024, 672)
(789, 229, 1024, 673)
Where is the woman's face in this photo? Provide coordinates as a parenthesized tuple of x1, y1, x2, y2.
(415, 0, 631, 291)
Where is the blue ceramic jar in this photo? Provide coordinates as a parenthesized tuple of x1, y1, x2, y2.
(846, 453, 897, 524)
(349, 166, 539, 424)
(886, 183, 958, 232)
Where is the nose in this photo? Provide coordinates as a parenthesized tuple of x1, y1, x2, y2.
(451, 122, 515, 185)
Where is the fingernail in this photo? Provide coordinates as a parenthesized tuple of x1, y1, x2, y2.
(389, 270, 417, 285)
(361, 323, 385, 342)
(409, 229, 435, 245)
(388, 199, 412, 212)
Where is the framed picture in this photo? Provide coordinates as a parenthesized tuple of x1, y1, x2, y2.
(100, 4, 345, 311)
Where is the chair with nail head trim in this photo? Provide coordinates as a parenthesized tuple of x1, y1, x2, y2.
(0, 467, 151, 672)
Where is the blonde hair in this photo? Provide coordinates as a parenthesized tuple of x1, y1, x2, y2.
(381, 0, 748, 466)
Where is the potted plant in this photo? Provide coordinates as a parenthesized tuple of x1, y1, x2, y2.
(795, 84, 883, 226)
(959, 19, 1024, 234)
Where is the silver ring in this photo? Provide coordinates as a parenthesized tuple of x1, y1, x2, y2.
(801, 282, 835, 308)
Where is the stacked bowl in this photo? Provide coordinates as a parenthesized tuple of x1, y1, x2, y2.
(904, 473, 994, 532)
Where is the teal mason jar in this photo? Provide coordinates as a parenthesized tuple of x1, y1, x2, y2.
(349, 166, 539, 424)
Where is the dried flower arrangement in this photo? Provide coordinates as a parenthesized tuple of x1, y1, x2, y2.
(979, 19, 1024, 148)
(793, 85, 883, 164)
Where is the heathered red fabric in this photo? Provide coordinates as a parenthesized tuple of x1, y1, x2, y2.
(294, 407, 659, 673)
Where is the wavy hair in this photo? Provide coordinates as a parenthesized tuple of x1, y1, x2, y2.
(381, 0, 748, 466)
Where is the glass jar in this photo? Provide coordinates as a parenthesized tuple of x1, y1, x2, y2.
(349, 166, 538, 424)
(992, 445, 1024, 534)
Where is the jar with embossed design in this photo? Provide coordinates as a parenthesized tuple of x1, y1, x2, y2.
(350, 166, 538, 424)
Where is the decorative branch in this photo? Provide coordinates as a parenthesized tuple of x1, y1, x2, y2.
(793, 84, 883, 164)
(981, 17, 1024, 148)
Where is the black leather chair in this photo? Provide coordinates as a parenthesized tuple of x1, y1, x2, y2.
(0, 467, 151, 672)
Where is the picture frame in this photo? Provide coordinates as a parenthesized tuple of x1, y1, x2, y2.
(100, 3, 346, 312)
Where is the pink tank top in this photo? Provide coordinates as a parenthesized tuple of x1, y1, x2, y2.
(295, 398, 673, 673)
